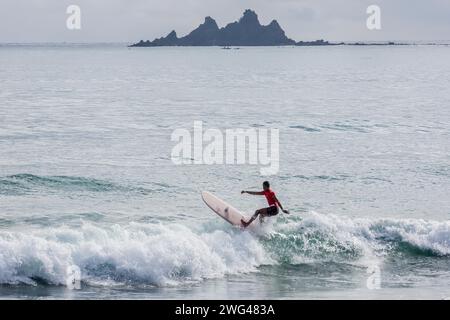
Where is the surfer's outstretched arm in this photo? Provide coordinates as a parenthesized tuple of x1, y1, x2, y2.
(241, 190, 264, 195)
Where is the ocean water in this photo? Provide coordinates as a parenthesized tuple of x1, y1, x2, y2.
(0, 44, 449, 299)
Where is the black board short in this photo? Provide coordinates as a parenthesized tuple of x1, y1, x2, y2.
(266, 205, 279, 216)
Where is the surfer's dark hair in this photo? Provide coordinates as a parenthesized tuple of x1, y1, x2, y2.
(263, 181, 270, 188)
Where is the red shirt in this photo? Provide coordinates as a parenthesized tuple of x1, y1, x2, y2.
(264, 189, 277, 207)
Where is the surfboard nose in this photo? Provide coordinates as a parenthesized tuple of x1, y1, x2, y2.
(201, 191, 245, 227)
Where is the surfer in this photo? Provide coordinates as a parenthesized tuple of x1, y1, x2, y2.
(240, 181, 289, 227)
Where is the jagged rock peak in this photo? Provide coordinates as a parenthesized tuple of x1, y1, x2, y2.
(269, 20, 280, 28)
(240, 9, 260, 25)
(166, 30, 177, 39)
(203, 16, 218, 26)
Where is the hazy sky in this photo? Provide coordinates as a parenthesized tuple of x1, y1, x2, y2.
(1, 0, 449, 43)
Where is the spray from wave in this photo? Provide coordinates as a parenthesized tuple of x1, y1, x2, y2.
(0, 212, 449, 287)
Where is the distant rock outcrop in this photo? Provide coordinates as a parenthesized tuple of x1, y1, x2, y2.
(130, 10, 408, 48)
(297, 39, 341, 46)
(131, 9, 298, 47)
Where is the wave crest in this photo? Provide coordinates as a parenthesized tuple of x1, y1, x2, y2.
(0, 212, 449, 287)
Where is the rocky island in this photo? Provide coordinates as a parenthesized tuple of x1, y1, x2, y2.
(131, 9, 334, 47)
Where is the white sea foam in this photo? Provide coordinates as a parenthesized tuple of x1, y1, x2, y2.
(0, 213, 449, 287)
(0, 222, 270, 286)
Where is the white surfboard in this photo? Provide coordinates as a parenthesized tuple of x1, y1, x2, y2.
(201, 191, 246, 227)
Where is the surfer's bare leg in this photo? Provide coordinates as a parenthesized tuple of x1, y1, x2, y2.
(241, 208, 267, 228)
(241, 210, 259, 227)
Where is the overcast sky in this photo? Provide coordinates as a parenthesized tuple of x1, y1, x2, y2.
(0, 0, 449, 43)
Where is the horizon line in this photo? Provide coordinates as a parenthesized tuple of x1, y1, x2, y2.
(1, 40, 450, 45)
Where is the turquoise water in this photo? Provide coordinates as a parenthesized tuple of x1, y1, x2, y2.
(0, 45, 449, 299)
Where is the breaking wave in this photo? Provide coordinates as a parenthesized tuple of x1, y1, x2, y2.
(0, 212, 449, 287)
